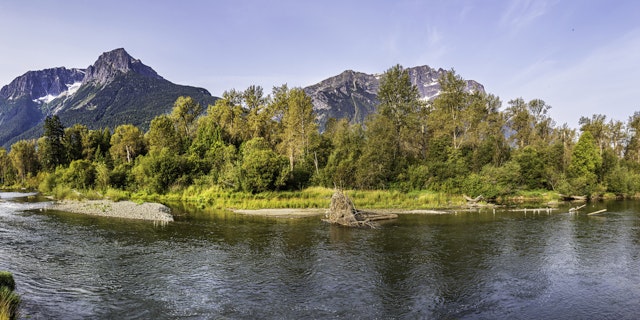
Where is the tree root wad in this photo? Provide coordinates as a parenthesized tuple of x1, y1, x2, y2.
(323, 190, 397, 228)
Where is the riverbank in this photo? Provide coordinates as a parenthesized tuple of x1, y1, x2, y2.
(232, 208, 452, 218)
(32, 186, 572, 220)
(48, 200, 174, 222)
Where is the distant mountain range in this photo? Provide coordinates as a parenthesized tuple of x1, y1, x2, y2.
(303, 65, 484, 130)
(0, 48, 485, 148)
(0, 48, 217, 147)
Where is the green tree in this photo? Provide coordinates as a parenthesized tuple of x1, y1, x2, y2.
(132, 149, 191, 194)
(9, 140, 39, 183)
(528, 99, 554, 146)
(274, 86, 318, 172)
(625, 112, 640, 163)
(146, 114, 181, 154)
(579, 114, 608, 155)
(110, 124, 146, 164)
(61, 160, 96, 189)
(319, 119, 364, 188)
(505, 98, 554, 149)
(244, 85, 276, 142)
(568, 131, 602, 195)
(430, 70, 469, 150)
(190, 115, 225, 156)
(0, 148, 15, 186)
(64, 124, 89, 162)
(39, 115, 66, 171)
(607, 119, 627, 158)
(206, 90, 248, 146)
(239, 137, 288, 193)
(94, 162, 110, 191)
(376, 64, 422, 158)
(516, 146, 546, 189)
(82, 128, 111, 163)
(355, 65, 422, 188)
(170, 96, 202, 139)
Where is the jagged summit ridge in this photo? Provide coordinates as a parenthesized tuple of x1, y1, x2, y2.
(0, 48, 217, 148)
(83, 48, 163, 85)
(304, 65, 485, 129)
(0, 67, 85, 101)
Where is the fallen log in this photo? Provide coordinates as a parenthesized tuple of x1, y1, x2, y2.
(324, 190, 397, 228)
(463, 194, 484, 203)
(559, 194, 587, 201)
(569, 204, 587, 213)
(509, 207, 558, 213)
(587, 209, 607, 215)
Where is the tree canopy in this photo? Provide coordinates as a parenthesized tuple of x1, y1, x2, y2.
(2, 65, 640, 199)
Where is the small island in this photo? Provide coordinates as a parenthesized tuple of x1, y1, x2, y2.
(48, 200, 174, 222)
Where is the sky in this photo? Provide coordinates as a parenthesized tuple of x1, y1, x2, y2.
(0, 0, 638, 128)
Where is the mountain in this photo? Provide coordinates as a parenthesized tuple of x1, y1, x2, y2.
(0, 67, 86, 147)
(304, 65, 484, 129)
(0, 48, 217, 148)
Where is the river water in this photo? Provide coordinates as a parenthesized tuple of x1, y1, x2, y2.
(1, 192, 640, 319)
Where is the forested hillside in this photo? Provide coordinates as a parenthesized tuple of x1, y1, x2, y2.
(2, 65, 639, 200)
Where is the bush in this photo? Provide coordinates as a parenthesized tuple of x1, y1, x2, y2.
(37, 171, 57, 193)
(62, 160, 96, 189)
(0, 272, 15, 291)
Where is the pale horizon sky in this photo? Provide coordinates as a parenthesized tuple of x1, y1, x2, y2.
(1, 0, 638, 128)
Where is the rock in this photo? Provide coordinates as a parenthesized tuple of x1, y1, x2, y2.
(83, 48, 163, 85)
(0, 67, 85, 101)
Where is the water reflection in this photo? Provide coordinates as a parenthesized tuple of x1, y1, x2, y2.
(1, 194, 640, 319)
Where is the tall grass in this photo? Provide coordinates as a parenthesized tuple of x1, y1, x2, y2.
(0, 272, 19, 320)
(155, 186, 467, 210)
(39, 181, 556, 210)
(0, 288, 20, 320)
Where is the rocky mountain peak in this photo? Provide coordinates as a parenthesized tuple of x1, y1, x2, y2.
(0, 67, 85, 101)
(304, 65, 486, 130)
(82, 48, 163, 85)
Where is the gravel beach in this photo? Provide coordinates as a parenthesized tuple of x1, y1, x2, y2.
(49, 200, 174, 222)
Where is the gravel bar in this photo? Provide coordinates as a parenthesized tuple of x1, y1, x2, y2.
(49, 200, 174, 222)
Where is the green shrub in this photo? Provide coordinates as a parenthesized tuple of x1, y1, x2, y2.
(0, 272, 15, 291)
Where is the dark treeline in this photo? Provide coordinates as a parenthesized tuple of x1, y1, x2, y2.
(2, 64, 640, 198)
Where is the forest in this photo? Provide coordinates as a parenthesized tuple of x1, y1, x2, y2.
(1, 64, 640, 203)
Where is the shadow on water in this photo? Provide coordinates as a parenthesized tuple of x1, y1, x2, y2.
(2, 193, 640, 319)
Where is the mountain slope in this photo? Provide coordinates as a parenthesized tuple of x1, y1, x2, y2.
(0, 67, 85, 147)
(0, 48, 218, 148)
(304, 65, 484, 129)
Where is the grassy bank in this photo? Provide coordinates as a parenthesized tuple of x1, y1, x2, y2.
(37, 184, 569, 210)
(0, 271, 19, 320)
(100, 186, 563, 210)
(178, 187, 474, 210)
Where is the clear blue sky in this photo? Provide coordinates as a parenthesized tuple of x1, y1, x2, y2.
(1, 0, 638, 128)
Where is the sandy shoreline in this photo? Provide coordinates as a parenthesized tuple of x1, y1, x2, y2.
(48, 200, 174, 222)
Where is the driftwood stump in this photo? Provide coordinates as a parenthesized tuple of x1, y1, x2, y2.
(325, 190, 397, 228)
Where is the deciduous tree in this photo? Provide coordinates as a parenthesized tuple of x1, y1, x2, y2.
(274, 86, 318, 172)
(110, 124, 146, 164)
(9, 140, 38, 183)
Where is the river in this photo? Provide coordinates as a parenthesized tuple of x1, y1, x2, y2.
(1, 192, 640, 319)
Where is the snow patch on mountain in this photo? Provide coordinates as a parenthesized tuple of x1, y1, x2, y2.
(32, 81, 83, 104)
